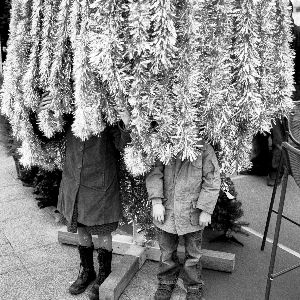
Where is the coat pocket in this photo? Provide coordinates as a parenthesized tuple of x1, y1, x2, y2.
(81, 169, 105, 190)
(190, 204, 201, 226)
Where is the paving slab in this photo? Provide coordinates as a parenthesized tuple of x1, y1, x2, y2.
(18, 243, 79, 270)
(0, 217, 56, 252)
(0, 197, 41, 223)
(29, 266, 91, 300)
(0, 269, 40, 300)
(24, 253, 124, 300)
(0, 230, 8, 245)
(0, 184, 33, 204)
(0, 153, 17, 172)
(0, 251, 25, 275)
(0, 242, 14, 255)
(119, 261, 157, 300)
(0, 168, 20, 186)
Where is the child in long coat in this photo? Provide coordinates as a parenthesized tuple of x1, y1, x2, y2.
(146, 143, 221, 300)
(38, 95, 131, 300)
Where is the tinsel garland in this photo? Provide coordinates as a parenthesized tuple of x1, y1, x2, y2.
(1, 0, 295, 175)
(1, 0, 295, 243)
(71, 0, 105, 140)
(168, 0, 200, 162)
(1, 0, 66, 170)
(220, 0, 262, 173)
(1, 0, 32, 119)
(189, 0, 236, 172)
(271, 0, 294, 116)
(124, 0, 153, 175)
(124, 0, 179, 174)
(38, 0, 73, 138)
(126, 0, 200, 173)
(22, 0, 43, 111)
(88, 0, 130, 104)
(40, 0, 57, 87)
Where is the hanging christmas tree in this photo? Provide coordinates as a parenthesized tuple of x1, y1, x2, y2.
(1, 0, 294, 175)
(0, 0, 295, 240)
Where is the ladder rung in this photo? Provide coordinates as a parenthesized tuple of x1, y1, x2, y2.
(271, 263, 300, 279)
(272, 209, 300, 227)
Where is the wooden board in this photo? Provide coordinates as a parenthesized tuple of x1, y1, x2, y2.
(98, 254, 141, 300)
(147, 243, 235, 273)
(58, 230, 235, 272)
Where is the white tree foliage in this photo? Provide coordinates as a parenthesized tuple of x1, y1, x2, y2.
(1, 0, 295, 175)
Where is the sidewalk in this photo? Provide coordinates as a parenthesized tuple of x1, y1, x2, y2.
(1, 127, 300, 299)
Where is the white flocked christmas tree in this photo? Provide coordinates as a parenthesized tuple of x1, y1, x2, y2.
(1, 0, 295, 175)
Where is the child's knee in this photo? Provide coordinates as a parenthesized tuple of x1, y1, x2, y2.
(95, 234, 112, 250)
(77, 227, 92, 246)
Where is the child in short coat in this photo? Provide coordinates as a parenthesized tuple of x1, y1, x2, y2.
(146, 143, 221, 300)
(38, 94, 131, 300)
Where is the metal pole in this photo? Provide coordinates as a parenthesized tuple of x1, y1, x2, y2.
(261, 152, 283, 251)
(265, 167, 289, 300)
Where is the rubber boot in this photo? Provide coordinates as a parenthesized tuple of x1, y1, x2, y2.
(69, 245, 96, 295)
(154, 283, 176, 300)
(88, 248, 112, 300)
(186, 285, 204, 300)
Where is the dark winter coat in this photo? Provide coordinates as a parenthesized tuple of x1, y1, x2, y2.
(146, 143, 221, 235)
(57, 124, 131, 226)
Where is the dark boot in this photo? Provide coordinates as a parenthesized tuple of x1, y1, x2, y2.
(154, 283, 175, 300)
(186, 285, 204, 300)
(69, 245, 96, 295)
(88, 248, 112, 300)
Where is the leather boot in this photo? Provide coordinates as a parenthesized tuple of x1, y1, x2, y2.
(186, 285, 204, 300)
(88, 248, 112, 300)
(69, 245, 96, 295)
(154, 283, 176, 300)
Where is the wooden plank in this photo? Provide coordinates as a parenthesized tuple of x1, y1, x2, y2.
(125, 244, 147, 268)
(146, 243, 235, 273)
(98, 253, 142, 300)
(57, 230, 133, 253)
(58, 230, 79, 245)
(201, 249, 235, 272)
(112, 234, 133, 255)
(58, 230, 235, 272)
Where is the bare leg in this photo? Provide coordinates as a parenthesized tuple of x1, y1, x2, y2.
(94, 233, 112, 251)
(77, 227, 93, 247)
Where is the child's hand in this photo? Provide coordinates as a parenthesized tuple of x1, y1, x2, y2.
(116, 105, 131, 128)
(36, 92, 53, 114)
(152, 203, 165, 223)
(199, 211, 211, 227)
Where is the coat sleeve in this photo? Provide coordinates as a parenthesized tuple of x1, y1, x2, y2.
(196, 144, 221, 214)
(109, 121, 131, 151)
(146, 161, 164, 205)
